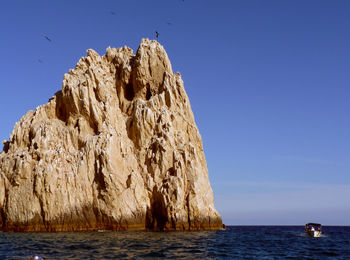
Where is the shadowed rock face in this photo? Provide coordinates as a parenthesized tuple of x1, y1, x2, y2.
(0, 39, 222, 231)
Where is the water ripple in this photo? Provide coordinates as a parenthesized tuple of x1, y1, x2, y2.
(0, 226, 349, 259)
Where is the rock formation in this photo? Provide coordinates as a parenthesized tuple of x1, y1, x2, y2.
(0, 39, 222, 231)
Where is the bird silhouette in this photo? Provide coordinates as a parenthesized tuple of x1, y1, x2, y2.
(167, 22, 172, 26)
(38, 59, 43, 63)
(156, 31, 159, 39)
(44, 35, 51, 42)
(110, 11, 116, 15)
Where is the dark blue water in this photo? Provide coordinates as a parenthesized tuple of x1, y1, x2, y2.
(0, 226, 349, 259)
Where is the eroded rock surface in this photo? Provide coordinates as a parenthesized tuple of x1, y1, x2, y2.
(0, 39, 222, 231)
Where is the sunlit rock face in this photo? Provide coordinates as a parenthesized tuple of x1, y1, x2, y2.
(0, 39, 222, 231)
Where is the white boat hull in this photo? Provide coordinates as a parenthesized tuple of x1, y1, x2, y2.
(307, 230, 321, 237)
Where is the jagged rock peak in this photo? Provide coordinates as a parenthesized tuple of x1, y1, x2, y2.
(0, 39, 222, 231)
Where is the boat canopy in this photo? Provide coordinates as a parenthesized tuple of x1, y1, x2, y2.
(305, 223, 321, 227)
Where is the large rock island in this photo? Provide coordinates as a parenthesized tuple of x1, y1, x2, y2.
(0, 39, 222, 231)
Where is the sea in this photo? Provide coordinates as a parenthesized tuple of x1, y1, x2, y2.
(0, 226, 349, 259)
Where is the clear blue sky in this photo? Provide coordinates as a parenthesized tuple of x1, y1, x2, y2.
(1, 0, 349, 225)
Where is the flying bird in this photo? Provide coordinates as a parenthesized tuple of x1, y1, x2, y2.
(38, 59, 43, 63)
(110, 11, 116, 15)
(167, 22, 172, 26)
(44, 35, 51, 42)
(156, 31, 159, 39)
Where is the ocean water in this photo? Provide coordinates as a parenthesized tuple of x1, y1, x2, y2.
(0, 226, 349, 259)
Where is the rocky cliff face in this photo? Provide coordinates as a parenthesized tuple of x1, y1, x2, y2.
(0, 39, 222, 231)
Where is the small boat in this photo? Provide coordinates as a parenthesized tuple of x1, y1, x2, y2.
(30, 256, 44, 260)
(305, 223, 322, 237)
